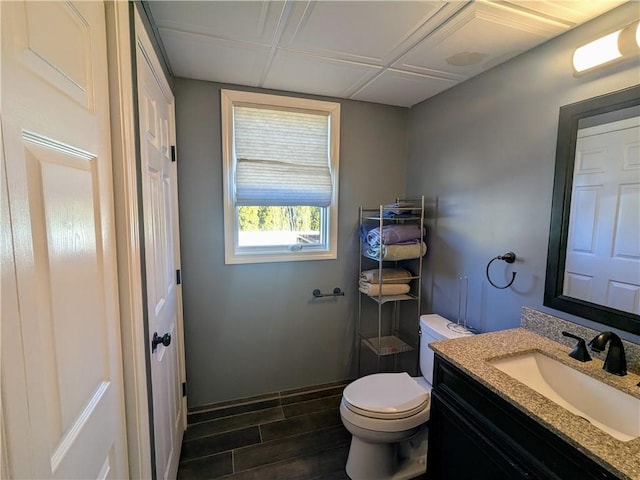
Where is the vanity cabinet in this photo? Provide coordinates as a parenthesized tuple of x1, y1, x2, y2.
(427, 355, 621, 480)
(357, 197, 425, 374)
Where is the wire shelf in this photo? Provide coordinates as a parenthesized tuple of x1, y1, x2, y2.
(365, 293, 418, 304)
(362, 335, 414, 356)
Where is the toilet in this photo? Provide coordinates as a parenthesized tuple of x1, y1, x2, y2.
(340, 314, 474, 480)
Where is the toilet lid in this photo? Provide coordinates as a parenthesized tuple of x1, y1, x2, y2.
(343, 373, 429, 418)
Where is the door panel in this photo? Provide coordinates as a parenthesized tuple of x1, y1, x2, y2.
(565, 117, 640, 314)
(25, 137, 109, 448)
(14, 1, 94, 108)
(1, 1, 128, 478)
(135, 10, 186, 479)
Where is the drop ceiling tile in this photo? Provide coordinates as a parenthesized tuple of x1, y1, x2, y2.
(263, 49, 381, 98)
(148, 1, 285, 46)
(396, 2, 570, 79)
(148, 0, 628, 106)
(498, 0, 628, 25)
(279, 0, 447, 64)
(159, 28, 270, 86)
(351, 69, 459, 107)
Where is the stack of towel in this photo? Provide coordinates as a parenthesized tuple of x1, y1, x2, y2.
(381, 202, 418, 218)
(359, 268, 412, 296)
(362, 224, 427, 261)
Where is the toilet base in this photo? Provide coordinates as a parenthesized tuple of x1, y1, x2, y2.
(345, 426, 428, 480)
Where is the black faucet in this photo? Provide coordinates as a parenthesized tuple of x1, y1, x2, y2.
(561, 331, 592, 362)
(588, 331, 627, 376)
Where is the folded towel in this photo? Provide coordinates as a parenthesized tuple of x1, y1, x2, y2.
(367, 224, 425, 247)
(384, 202, 418, 215)
(382, 210, 414, 219)
(358, 281, 411, 296)
(360, 268, 412, 284)
(367, 241, 427, 261)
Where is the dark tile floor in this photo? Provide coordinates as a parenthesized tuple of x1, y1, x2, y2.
(178, 381, 352, 479)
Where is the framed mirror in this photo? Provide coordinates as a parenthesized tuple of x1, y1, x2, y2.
(545, 85, 640, 335)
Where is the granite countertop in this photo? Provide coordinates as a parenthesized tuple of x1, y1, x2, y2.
(429, 328, 640, 480)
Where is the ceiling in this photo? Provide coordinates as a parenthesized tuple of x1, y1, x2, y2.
(147, 1, 626, 107)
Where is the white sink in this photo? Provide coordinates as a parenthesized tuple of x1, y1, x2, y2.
(488, 352, 640, 442)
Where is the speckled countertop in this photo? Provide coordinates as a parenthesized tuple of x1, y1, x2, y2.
(430, 328, 640, 480)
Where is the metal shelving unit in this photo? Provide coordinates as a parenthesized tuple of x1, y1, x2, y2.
(357, 196, 425, 373)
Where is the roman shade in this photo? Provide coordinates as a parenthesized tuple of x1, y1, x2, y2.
(233, 105, 333, 207)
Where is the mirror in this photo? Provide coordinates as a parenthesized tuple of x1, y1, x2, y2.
(545, 85, 640, 335)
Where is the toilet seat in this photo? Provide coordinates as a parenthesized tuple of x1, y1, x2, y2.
(343, 373, 430, 420)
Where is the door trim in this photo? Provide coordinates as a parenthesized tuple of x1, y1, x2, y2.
(106, 2, 154, 478)
(134, 7, 187, 476)
(106, 2, 187, 478)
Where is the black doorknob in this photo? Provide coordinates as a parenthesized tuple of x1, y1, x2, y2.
(152, 332, 172, 352)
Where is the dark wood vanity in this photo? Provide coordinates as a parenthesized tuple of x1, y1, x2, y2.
(427, 355, 624, 480)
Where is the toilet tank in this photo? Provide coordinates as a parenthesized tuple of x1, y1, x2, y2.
(419, 314, 474, 385)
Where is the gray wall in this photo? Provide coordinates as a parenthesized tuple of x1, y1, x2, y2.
(174, 79, 409, 407)
(175, 3, 639, 408)
(407, 3, 640, 343)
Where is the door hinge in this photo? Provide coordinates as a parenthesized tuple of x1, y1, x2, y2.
(176, 269, 181, 285)
(182, 382, 187, 397)
(171, 145, 176, 162)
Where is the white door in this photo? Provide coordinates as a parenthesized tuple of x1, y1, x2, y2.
(135, 11, 186, 480)
(1, 1, 128, 478)
(564, 116, 640, 314)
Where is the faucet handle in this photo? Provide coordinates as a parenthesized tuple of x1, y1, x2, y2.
(562, 331, 592, 362)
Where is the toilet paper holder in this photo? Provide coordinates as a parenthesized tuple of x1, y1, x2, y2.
(313, 287, 345, 298)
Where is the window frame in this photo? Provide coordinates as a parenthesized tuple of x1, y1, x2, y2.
(221, 89, 340, 264)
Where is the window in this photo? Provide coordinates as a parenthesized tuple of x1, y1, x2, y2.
(221, 89, 340, 264)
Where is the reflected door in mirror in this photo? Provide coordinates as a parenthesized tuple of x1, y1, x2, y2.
(564, 116, 640, 315)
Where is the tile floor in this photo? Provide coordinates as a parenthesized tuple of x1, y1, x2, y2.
(177, 381, 352, 479)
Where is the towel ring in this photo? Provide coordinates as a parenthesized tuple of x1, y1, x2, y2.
(486, 252, 517, 289)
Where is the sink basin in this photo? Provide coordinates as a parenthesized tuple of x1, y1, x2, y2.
(489, 352, 640, 442)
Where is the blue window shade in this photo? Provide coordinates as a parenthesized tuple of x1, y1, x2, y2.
(234, 105, 333, 207)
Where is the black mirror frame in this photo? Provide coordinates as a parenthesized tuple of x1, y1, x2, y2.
(544, 84, 640, 336)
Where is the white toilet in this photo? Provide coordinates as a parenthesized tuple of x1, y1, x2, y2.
(340, 314, 474, 480)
